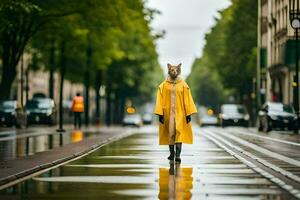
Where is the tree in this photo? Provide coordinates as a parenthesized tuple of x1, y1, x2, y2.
(103, 0, 164, 125)
(22, 0, 163, 125)
(188, 0, 257, 108)
(221, 0, 257, 99)
(0, 0, 103, 99)
(0, 1, 41, 99)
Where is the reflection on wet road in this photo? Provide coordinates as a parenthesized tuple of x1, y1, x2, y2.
(0, 129, 100, 161)
(0, 126, 291, 199)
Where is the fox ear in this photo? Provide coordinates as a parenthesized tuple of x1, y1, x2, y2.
(177, 64, 181, 74)
(167, 63, 172, 70)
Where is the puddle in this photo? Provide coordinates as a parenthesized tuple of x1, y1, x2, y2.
(0, 130, 100, 161)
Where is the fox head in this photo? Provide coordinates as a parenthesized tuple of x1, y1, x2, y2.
(167, 63, 181, 79)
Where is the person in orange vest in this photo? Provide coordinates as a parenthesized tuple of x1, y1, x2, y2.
(71, 92, 84, 129)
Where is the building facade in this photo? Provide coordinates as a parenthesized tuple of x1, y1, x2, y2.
(258, 0, 300, 107)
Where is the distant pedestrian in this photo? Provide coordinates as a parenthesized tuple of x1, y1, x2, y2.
(154, 63, 197, 163)
(72, 92, 84, 129)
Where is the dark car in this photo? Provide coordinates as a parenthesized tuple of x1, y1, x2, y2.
(257, 102, 297, 132)
(0, 100, 18, 127)
(219, 104, 249, 127)
(0, 100, 27, 127)
(26, 98, 57, 125)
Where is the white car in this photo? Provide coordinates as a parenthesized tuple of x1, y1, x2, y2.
(142, 113, 153, 124)
(200, 115, 218, 127)
(123, 114, 142, 127)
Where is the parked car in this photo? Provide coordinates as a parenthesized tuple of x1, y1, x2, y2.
(198, 107, 218, 127)
(257, 102, 297, 132)
(0, 100, 27, 128)
(26, 98, 57, 125)
(142, 113, 153, 125)
(200, 115, 219, 127)
(219, 104, 249, 127)
(123, 114, 142, 127)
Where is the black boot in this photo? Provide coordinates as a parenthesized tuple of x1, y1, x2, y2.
(175, 143, 182, 163)
(168, 145, 175, 160)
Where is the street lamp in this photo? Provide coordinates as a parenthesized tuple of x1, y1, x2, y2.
(289, 0, 300, 133)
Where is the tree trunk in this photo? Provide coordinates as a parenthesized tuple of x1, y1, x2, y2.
(105, 85, 112, 126)
(115, 94, 125, 124)
(58, 41, 66, 131)
(113, 94, 119, 124)
(0, 40, 21, 100)
(84, 70, 90, 127)
(25, 68, 29, 103)
(84, 45, 92, 126)
(0, 64, 18, 100)
(119, 96, 126, 124)
(95, 70, 102, 124)
(49, 36, 55, 99)
(0, 18, 35, 100)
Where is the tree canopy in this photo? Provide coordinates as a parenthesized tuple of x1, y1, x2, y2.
(0, 0, 163, 103)
(0, 0, 163, 125)
(187, 0, 257, 109)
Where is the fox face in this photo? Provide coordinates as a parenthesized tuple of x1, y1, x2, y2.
(167, 63, 181, 79)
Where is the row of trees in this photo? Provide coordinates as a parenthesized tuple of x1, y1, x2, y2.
(187, 0, 257, 111)
(0, 0, 164, 124)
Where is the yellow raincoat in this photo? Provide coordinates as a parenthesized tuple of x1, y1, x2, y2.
(154, 79, 197, 145)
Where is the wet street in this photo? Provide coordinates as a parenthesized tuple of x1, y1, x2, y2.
(0, 126, 119, 161)
(1, 125, 299, 199)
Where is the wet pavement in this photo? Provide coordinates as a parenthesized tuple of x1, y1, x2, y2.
(205, 127, 300, 176)
(0, 126, 116, 161)
(0, 125, 291, 199)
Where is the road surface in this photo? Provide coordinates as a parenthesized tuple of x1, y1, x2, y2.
(1, 125, 300, 199)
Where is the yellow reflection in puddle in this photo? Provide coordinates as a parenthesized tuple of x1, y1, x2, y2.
(159, 163, 193, 200)
(71, 130, 83, 143)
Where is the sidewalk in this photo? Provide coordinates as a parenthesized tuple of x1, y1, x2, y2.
(0, 126, 136, 188)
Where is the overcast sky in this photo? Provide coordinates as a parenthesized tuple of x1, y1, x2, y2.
(146, 0, 231, 78)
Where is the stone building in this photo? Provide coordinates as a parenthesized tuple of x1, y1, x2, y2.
(258, 0, 299, 106)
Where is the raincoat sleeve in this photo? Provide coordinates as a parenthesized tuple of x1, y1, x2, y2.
(154, 86, 163, 116)
(184, 86, 197, 116)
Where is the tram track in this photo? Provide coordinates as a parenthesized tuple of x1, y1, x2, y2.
(202, 128, 300, 199)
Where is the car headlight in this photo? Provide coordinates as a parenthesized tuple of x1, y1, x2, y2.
(294, 115, 298, 120)
(244, 114, 250, 120)
(46, 110, 52, 116)
(270, 115, 278, 120)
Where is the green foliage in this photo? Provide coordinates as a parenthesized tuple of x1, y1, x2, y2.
(22, 0, 163, 102)
(0, 0, 162, 104)
(187, 0, 257, 107)
(187, 56, 228, 110)
(221, 0, 257, 95)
